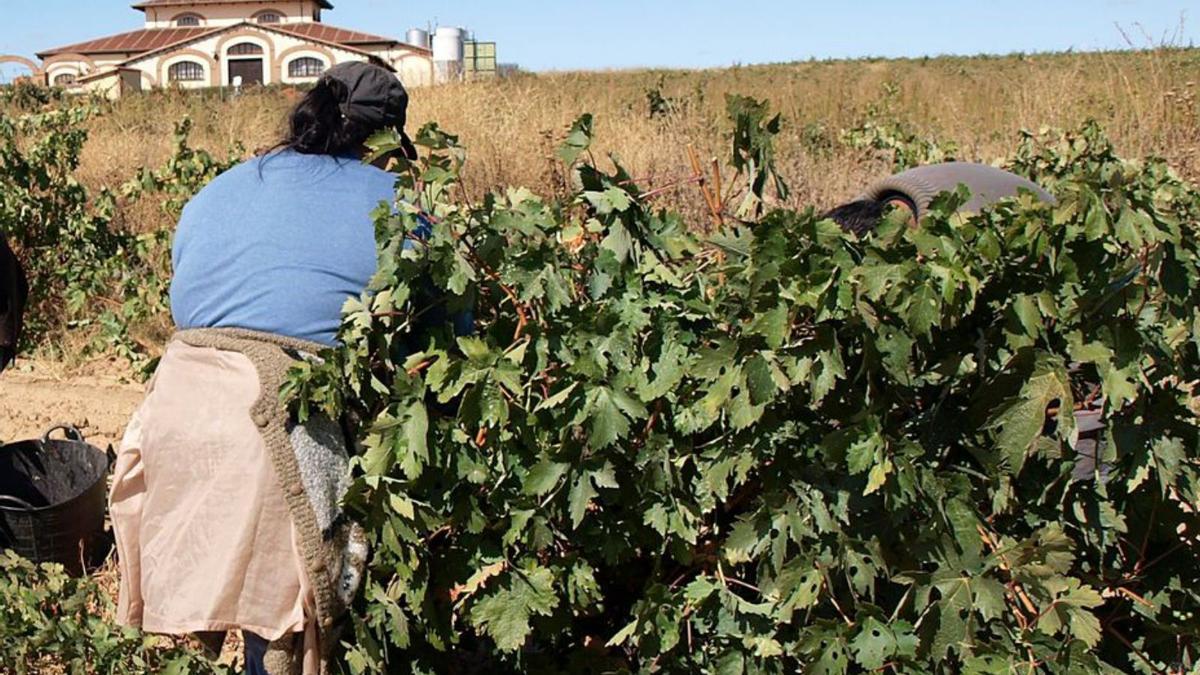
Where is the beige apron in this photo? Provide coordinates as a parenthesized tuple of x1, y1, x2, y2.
(110, 330, 365, 675)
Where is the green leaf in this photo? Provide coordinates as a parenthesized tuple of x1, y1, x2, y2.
(805, 632, 850, 675)
(469, 563, 560, 651)
(749, 303, 789, 349)
(1034, 578, 1104, 647)
(906, 285, 940, 337)
(864, 457, 893, 496)
(535, 382, 579, 411)
(568, 472, 599, 529)
(607, 618, 639, 647)
(850, 617, 897, 669)
(399, 402, 430, 480)
(745, 635, 784, 658)
(556, 114, 594, 165)
(986, 357, 1074, 475)
(813, 346, 846, 403)
(724, 517, 766, 564)
(644, 503, 669, 535)
(744, 353, 779, 405)
(1010, 293, 1042, 340)
(640, 342, 688, 399)
(586, 387, 634, 448)
(523, 460, 568, 497)
(715, 651, 746, 675)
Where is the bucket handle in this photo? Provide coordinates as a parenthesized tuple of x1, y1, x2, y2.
(41, 424, 85, 444)
(32, 423, 114, 470)
(0, 494, 39, 511)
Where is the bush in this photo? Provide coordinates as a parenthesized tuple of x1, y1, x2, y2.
(288, 99, 1200, 673)
(3, 84, 1197, 673)
(0, 553, 226, 674)
(0, 96, 237, 363)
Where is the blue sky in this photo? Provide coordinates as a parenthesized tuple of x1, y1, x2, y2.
(0, 0, 1195, 78)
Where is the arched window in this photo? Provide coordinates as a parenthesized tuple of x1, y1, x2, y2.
(288, 57, 325, 78)
(228, 43, 265, 56)
(174, 14, 202, 27)
(52, 72, 77, 87)
(168, 61, 204, 82)
(255, 12, 282, 24)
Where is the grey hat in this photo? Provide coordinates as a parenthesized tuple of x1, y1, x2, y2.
(862, 162, 1055, 218)
(323, 61, 417, 160)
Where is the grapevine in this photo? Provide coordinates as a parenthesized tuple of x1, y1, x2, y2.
(287, 99, 1200, 673)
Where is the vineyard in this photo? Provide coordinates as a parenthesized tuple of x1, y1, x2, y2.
(2, 49, 1200, 674)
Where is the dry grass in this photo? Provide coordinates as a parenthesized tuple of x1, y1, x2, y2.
(74, 48, 1200, 237)
(1, 47, 1191, 369)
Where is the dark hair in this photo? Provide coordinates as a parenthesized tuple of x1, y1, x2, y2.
(822, 199, 886, 236)
(274, 77, 375, 157)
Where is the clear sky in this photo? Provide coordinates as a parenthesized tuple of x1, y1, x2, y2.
(0, 0, 1195, 78)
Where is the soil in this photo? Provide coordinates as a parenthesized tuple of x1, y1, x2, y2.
(0, 359, 145, 450)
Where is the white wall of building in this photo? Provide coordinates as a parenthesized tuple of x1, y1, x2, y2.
(43, 7, 435, 93)
(162, 52, 216, 89)
(44, 54, 127, 83)
(395, 51, 435, 88)
(115, 24, 426, 89)
(45, 63, 83, 87)
(218, 33, 273, 86)
(143, 1, 322, 29)
(355, 45, 435, 88)
(278, 48, 330, 84)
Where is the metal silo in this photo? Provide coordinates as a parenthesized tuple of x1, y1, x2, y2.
(432, 27, 465, 83)
(406, 28, 431, 50)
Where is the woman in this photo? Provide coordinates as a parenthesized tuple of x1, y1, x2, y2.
(109, 62, 417, 675)
(824, 162, 1055, 235)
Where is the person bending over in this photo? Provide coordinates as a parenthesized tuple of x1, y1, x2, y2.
(108, 62, 420, 675)
(825, 162, 1055, 235)
(824, 162, 1112, 480)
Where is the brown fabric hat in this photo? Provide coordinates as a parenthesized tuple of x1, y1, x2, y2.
(323, 61, 417, 160)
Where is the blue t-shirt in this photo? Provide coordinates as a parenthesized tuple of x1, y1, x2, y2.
(170, 150, 394, 346)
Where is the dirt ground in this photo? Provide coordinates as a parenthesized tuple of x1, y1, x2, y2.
(0, 358, 145, 449)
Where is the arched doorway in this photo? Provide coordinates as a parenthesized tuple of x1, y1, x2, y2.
(226, 43, 264, 86)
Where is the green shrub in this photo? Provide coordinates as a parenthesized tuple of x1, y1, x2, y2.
(0, 97, 236, 364)
(3, 83, 1197, 674)
(288, 100, 1200, 673)
(0, 553, 226, 674)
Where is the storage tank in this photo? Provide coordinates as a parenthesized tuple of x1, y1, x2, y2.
(432, 26, 465, 83)
(406, 28, 430, 50)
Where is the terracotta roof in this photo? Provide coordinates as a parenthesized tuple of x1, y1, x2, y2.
(108, 22, 396, 71)
(274, 22, 426, 50)
(255, 23, 402, 65)
(132, 0, 333, 10)
(37, 21, 428, 62)
(114, 26, 228, 65)
(37, 27, 213, 58)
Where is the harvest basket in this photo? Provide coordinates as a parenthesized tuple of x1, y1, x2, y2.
(0, 424, 111, 576)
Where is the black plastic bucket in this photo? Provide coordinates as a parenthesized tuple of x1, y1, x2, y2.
(0, 425, 111, 576)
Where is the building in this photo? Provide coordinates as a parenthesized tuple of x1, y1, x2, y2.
(35, 0, 434, 98)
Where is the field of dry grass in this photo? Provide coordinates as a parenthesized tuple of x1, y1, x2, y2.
(4, 47, 1198, 367)
(76, 48, 1200, 236)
